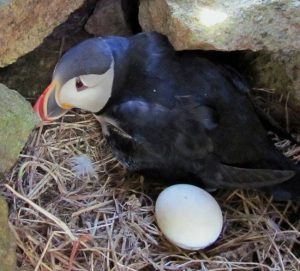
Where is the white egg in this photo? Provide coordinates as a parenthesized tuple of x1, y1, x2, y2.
(155, 184, 223, 250)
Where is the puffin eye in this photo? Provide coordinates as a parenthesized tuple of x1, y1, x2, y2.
(75, 77, 87, 92)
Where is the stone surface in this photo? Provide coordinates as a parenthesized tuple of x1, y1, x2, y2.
(85, 0, 132, 36)
(139, 0, 300, 52)
(245, 51, 300, 98)
(0, 0, 85, 67)
(0, 84, 38, 173)
(243, 50, 300, 131)
(0, 196, 16, 271)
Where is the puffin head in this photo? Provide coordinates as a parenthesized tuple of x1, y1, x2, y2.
(34, 38, 114, 121)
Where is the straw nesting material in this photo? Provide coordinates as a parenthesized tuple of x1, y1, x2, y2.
(2, 109, 300, 271)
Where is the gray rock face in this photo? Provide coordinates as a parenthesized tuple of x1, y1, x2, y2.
(0, 196, 15, 271)
(85, 0, 132, 36)
(0, 84, 38, 173)
(139, 0, 300, 52)
(246, 51, 300, 99)
(0, 0, 85, 67)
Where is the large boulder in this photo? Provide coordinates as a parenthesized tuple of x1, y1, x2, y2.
(245, 51, 300, 99)
(0, 196, 16, 271)
(0, 0, 85, 67)
(139, 0, 300, 52)
(0, 84, 38, 174)
(85, 0, 132, 36)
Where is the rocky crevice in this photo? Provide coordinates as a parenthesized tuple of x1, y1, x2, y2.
(0, 1, 299, 269)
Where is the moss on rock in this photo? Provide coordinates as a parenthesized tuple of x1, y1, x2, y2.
(0, 196, 16, 271)
(0, 83, 38, 173)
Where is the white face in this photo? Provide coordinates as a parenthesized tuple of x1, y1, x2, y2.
(56, 64, 114, 112)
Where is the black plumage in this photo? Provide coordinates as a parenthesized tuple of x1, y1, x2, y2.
(97, 33, 299, 200)
(38, 32, 300, 200)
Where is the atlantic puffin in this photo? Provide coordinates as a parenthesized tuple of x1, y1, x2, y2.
(34, 32, 300, 200)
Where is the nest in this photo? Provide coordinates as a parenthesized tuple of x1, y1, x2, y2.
(2, 109, 300, 271)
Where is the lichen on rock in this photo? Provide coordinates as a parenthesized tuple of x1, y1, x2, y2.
(0, 83, 38, 173)
(244, 51, 300, 98)
(0, 196, 16, 271)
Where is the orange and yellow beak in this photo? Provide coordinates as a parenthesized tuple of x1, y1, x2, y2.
(33, 80, 70, 122)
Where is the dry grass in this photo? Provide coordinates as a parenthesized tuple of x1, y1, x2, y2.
(2, 109, 300, 271)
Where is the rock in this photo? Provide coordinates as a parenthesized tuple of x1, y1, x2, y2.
(121, 0, 142, 34)
(245, 51, 300, 98)
(85, 0, 132, 36)
(0, 0, 85, 67)
(0, 196, 16, 271)
(139, 0, 300, 52)
(242, 50, 300, 131)
(0, 84, 38, 173)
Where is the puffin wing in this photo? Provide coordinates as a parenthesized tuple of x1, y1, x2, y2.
(209, 164, 295, 188)
(179, 96, 296, 188)
(113, 99, 295, 188)
(113, 99, 214, 160)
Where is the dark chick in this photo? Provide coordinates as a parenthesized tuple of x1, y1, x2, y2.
(34, 32, 300, 200)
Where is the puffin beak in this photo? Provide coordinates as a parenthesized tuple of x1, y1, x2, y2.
(33, 80, 69, 122)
